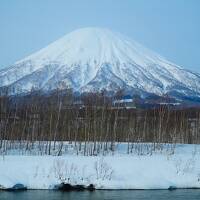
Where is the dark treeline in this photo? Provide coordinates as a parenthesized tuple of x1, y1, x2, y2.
(0, 88, 200, 155)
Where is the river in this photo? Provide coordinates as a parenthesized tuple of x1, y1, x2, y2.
(0, 189, 200, 200)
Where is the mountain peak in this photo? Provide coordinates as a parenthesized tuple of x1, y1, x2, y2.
(0, 27, 200, 99)
(16, 27, 165, 68)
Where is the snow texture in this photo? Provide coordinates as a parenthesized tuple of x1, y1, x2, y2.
(0, 27, 200, 97)
(0, 143, 200, 190)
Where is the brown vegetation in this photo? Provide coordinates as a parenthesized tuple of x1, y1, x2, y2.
(0, 89, 200, 155)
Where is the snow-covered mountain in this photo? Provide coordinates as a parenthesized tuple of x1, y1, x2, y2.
(0, 27, 200, 99)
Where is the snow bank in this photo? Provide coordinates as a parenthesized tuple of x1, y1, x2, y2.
(0, 144, 200, 190)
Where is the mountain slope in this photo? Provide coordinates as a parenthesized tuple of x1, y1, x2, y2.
(0, 27, 200, 98)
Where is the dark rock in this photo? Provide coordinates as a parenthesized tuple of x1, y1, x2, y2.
(57, 183, 85, 191)
(87, 184, 95, 191)
(168, 186, 177, 191)
(56, 183, 95, 191)
(7, 184, 27, 191)
(57, 183, 73, 191)
(73, 185, 85, 191)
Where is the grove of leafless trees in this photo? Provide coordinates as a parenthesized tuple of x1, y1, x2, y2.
(0, 88, 200, 155)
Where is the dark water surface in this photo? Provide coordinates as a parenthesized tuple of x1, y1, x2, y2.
(0, 190, 200, 200)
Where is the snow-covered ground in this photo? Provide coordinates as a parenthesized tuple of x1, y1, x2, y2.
(0, 143, 200, 190)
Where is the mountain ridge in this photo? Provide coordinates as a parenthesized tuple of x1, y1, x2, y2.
(0, 27, 200, 99)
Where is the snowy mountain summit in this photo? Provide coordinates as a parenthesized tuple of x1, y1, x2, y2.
(0, 27, 200, 98)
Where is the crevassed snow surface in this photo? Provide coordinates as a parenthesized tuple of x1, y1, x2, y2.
(0, 27, 200, 96)
(0, 143, 200, 190)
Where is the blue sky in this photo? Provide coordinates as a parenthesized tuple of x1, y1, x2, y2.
(0, 0, 200, 72)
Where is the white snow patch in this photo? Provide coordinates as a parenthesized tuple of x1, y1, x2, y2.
(0, 143, 200, 190)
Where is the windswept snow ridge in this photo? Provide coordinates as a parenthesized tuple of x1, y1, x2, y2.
(0, 27, 200, 98)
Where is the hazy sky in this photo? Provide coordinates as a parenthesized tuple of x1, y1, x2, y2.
(0, 0, 200, 73)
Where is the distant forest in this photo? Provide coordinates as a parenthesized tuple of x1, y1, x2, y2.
(0, 88, 200, 155)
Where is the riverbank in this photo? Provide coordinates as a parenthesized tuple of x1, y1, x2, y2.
(0, 144, 200, 190)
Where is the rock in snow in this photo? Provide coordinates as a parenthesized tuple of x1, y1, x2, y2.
(0, 27, 200, 98)
(7, 183, 27, 191)
(55, 183, 95, 191)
